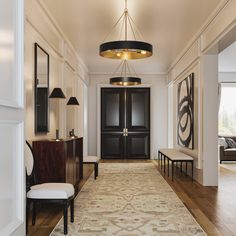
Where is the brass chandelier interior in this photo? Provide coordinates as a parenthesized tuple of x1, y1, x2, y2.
(110, 60, 141, 86)
(99, 0, 153, 60)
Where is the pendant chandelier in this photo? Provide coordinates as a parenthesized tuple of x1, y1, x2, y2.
(110, 60, 141, 86)
(100, 0, 153, 60)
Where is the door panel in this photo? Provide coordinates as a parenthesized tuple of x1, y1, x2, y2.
(101, 133, 124, 158)
(101, 88, 150, 159)
(127, 88, 150, 131)
(126, 133, 150, 159)
(101, 88, 124, 131)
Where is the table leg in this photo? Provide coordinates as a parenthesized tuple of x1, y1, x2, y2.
(181, 162, 182, 173)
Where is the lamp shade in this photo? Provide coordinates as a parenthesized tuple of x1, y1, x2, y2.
(67, 97, 80, 105)
(49, 88, 66, 99)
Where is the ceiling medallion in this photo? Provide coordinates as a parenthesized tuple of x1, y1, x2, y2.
(99, 0, 153, 60)
(110, 60, 142, 86)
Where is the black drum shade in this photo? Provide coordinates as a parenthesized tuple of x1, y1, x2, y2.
(49, 88, 66, 99)
(110, 77, 141, 86)
(100, 40, 153, 60)
(67, 97, 80, 105)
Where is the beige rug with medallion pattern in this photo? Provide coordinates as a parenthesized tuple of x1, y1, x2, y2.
(51, 163, 206, 236)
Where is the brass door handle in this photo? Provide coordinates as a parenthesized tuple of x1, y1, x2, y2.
(123, 128, 128, 136)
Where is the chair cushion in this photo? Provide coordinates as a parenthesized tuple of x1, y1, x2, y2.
(224, 148, 236, 156)
(27, 183, 74, 199)
(83, 156, 100, 163)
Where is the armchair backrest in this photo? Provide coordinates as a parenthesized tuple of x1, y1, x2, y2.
(25, 141, 37, 191)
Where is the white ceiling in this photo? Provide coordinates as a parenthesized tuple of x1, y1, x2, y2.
(219, 41, 236, 73)
(41, 0, 222, 74)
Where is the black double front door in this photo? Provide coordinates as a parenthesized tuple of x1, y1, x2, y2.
(101, 88, 150, 159)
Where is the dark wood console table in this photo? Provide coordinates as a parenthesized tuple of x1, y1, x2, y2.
(32, 137, 83, 191)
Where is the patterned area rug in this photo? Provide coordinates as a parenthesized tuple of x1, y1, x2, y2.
(51, 163, 206, 236)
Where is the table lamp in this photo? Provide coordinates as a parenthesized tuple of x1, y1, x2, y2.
(49, 87, 66, 141)
(67, 96, 80, 138)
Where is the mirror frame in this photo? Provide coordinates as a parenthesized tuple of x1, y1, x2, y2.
(34, 43, 50, 133)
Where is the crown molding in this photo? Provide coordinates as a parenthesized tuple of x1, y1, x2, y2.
(168, 0, 230, 73)
(35, 0, 89, 74)
(88, 72, 167, 76)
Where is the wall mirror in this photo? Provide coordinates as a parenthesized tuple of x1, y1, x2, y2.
(34, 43, 49, 133)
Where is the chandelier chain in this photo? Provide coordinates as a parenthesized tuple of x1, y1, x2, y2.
(128, 14, 145, 41)
(128, 15, 136, 40)
(102, 12, 125, 43)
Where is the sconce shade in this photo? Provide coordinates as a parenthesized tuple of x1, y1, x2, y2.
(67, 97, 80, 105)
(49, 88, 66, 99)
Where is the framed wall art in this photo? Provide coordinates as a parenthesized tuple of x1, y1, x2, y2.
(177, 73, 194, 149)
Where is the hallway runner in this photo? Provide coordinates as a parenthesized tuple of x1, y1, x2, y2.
(51, 163, 205, 235)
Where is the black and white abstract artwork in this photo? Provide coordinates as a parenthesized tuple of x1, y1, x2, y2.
(177, 73, 194, 149)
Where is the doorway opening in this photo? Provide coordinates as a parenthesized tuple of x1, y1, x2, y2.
(218, 40, 236, 171)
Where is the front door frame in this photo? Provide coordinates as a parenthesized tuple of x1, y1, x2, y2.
(96, 84, 151, 158)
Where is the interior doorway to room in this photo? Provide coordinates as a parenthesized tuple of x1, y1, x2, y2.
(218, 40, 236, 171)
(101, 88, 150, 159)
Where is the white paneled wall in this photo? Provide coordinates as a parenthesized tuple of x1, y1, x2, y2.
(167, 0, 236, 186)
(24, 0, 89, 155)
(0, 0, 25, 234)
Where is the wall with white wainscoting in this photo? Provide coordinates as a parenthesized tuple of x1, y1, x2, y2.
(24, 0, 89, 155)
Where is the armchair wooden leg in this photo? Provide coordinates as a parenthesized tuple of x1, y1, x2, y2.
(63, 202, 68, 235)
(32, 201, 36, 226)
(70, 199, 74, 223)
(26, 199, 30, 233)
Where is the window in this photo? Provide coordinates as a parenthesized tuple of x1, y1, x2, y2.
(219, 83, 236, 136)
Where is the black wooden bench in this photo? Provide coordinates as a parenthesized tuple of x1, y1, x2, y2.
(158, 149, 194, 181)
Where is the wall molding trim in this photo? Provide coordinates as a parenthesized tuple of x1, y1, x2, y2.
(27, 0, 89, 79)
(168, 0, 231, 74)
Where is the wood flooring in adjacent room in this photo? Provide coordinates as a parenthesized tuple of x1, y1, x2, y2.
(27, 160, 236, 236)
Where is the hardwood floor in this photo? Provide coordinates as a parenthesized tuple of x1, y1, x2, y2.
(153, 161, 236, 236)
(27, 160, 236, 236)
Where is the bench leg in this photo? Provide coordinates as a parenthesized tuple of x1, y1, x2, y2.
(94, 163, 98, 179)
(191, 161, 194, 182)
(172, 161, 174, 181)
(164, 156, 166, 174)
(186, 162, 188, 176)
(161, 153, 162, 170)
(181, 162, 183, 173)
(168, 159, 169, 177)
